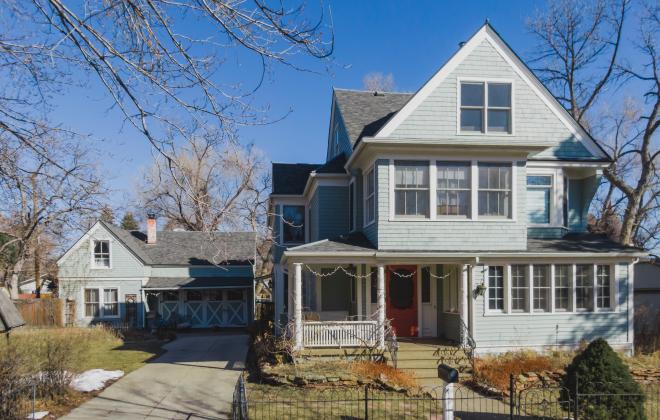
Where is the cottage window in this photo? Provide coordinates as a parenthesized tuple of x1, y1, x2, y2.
(596, 265, 612, 309)
(364, 167, 376, 225)
(460, 82, 512, 133)
(93, 240, 110, 268)
(527, 175, 553, 225)
(84, 289, 100, 317)
(103, 288, 118, 316)
(282, 205, 305, 244)
(488, 266, 504, 311)
(510, 265, 528, 312)
(575, 265, 594, 311)
(533, 265, 550, 312)
(437, 162, 471, 217)
(394, 161, 429, 217)
(478, 163, 512, 218)
(554, 265, 571, 311)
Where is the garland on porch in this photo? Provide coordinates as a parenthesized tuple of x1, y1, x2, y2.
(301, 264, 452, 280)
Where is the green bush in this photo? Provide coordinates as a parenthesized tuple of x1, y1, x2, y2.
(561, 338, 645, 420)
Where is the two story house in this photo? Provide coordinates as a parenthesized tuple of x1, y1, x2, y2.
(269, 23, 644, 355)
(57, 216, 256, 329)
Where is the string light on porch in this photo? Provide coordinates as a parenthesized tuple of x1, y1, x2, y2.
(302, 264, 452, 280)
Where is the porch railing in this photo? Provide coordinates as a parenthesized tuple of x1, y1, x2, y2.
(302, 320, 378, 348)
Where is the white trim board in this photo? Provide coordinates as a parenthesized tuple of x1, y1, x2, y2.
(373, 23, 608, 161)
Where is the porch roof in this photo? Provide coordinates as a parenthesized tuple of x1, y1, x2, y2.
(143, 276, 252, 290)
(282, 233, 645, 263)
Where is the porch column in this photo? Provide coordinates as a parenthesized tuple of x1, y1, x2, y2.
(377, 264, 385, 349)
(459, 264, 469, 344)
(293, 262, 303, 350)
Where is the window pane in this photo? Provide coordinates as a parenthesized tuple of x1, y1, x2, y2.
(533, 265, 550, 312)
(479, 164, 511, 189)
(511, 265, 528, 311)
(395, 162, 428, 188)
(84, 289, 99, 317)
(438, 190, 470, 216)
(596, 265, 611, 309)
(554, 265, 570, 311)
(488, 83, 511, 107)
(460, 109, 483, 132)
(461, 83, 484, 106)
(437, 163, 470, 189)
(282, 205, 305, 243)
(527, 176, 552, 186)
(527, 188, 550, 224)
(488, 266, 504, 310)
(576, 265, 594, 310)
(478, 191, 511, 217)
(488, 109, 510, 132)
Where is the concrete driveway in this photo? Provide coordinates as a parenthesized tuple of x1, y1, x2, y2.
(63, 332, 248, 420)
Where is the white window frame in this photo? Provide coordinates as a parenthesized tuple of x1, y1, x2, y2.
(457, 78, 515, 136)
(348, 177, 356, 232)
(392, 160, 431, 219)
(436, 161, 472, 218)
(385, 156, 518, 222)
(483, 262, 618, 316)
(532, 265, 551, 313)
(526, 169, 559, 226)
(83, 286, 121, 319)
(486, 265, 505, 313)
(280, 204, 306, 245)
(363, 165, 376, 227)
(553, 264, 572, 312)
(91, 239, 112, 269)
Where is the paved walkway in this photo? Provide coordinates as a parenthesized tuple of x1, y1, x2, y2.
(63, 332, 248, 420)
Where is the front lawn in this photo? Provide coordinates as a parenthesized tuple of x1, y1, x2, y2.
(0, 326, 167, 418)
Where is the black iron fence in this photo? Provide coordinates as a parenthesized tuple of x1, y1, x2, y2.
(232, 375, 659, 420)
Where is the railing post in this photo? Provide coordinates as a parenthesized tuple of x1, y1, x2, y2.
(364, 384, 369, 420)
(442, 382, 455, 420)
(509, 373, 515, 420)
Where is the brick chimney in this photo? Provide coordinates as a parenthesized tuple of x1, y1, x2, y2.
(146, 213, 157, 244)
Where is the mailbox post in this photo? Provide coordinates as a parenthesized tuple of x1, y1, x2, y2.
(438, 364, 459, 420)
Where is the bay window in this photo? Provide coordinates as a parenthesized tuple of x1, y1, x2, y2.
(510, 265, 528, 311)
(533, 265, 550, 312)
(437, 162, 471, 216)
(554, 265, 570, 311)
(478, 163, 512, 218)
(575, 265, 594, 311)
(527, 175, 553, 225)
(394, 161, 429, 217)
(488, 266, 504, 311)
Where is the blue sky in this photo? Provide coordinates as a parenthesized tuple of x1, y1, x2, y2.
(50, 1, 549, 209)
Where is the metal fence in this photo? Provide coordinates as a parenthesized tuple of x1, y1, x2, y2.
(232, 375, 659, 420)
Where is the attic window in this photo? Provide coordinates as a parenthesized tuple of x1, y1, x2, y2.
(460, 82, 512, 134)
(93, 240, 110, 268)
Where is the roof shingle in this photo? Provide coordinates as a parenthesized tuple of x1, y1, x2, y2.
(272, 154, 347, 196)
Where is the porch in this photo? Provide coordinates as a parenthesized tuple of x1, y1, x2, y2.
(278, 260, 471, 350)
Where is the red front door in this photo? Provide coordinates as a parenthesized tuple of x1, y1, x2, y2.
(386, 265, 418, 337)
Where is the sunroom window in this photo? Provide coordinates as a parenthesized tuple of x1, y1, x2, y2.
(554, 265, 571, 311)
(478, 163, 512, 218)
(510, 265, 528, 311)
(575, 265, 594, 311)
(596, 265, 612, 309)
(437, 162, 471, 217)
(533, 265, 550, 312)
(394, 161, 429, 217)
(488, 266, 504, 311)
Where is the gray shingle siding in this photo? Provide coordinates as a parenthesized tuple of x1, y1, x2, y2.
(471, 263, 631, 350)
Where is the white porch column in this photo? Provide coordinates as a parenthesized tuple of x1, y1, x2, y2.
(459, 264, 469, 344)
(377, 264, 386, 349)
(293, 262, 303, 350)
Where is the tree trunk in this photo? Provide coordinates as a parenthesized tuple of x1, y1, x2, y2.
(8, 258, 25, 299)
(618, 193, 640, 246)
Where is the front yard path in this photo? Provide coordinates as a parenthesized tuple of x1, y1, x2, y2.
(62, 332, 248, 420)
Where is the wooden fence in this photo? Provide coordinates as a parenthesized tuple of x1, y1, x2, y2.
(13, 298, 74, 327)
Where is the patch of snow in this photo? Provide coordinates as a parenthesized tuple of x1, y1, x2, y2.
(26, 411, 49, 419)
(70, 369, 124, 392)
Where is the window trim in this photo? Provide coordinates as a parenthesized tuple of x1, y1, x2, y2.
(82, 286, 121, 319)
(280, 204, 306, 245)
(486, 265, 505, 313)
(363, 165, 376, 227)
(436, 161, 472, 218)
(90, 239, 112, 270)
(457, 78, 515, 136)
(477, 162, 514, 220)
(484, 262, 617, 316)
(526, 170, 557, 227)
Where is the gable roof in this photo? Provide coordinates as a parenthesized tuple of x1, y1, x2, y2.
(272, 154, 347, 195)
(372, 22, 609, 161)
(334, 89, 413, 147)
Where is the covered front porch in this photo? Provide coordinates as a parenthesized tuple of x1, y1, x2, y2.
(277, 243, 473, 350)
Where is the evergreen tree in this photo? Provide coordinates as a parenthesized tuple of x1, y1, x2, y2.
(120, 212, 139, 231)
(99, 206, 115, 224)
(561, 338, 645, 420)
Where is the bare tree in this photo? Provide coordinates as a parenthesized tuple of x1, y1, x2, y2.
(528, 0, 628, 126)
(529, 0, 658, 248)
(0, 133, 106, 298)
(139, 128, 268, 233)
(363, 72, 396, 92)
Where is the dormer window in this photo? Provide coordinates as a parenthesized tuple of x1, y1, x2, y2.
(460, 81, 512, 134)
(93, 240, 110, 268)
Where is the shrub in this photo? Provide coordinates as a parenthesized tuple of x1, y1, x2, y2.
(561, 338, 645, 420)
(0, 347, 30, 420)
